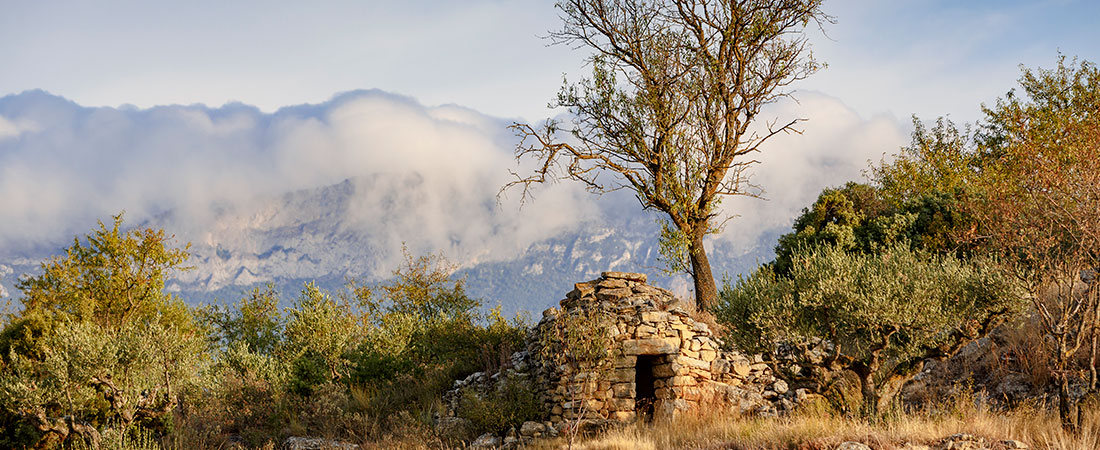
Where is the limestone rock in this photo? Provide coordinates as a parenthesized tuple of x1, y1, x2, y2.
(836, 442, 872, 450)
(597, 287, 634, 302)
(434, 416, 472, 442)
(519, 421, 547, 437)
(439, 271, 784, 437)
(283, 437, 358, 450)
(623, 338, 679, 355)
(601, 271, 647, 282)
(470, 433, 502, 449)
(598, 278, 630, 289)
(937, 433, 985, 450)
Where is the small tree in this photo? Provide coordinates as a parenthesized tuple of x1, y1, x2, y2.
(505, 0, 831, 310)
(974, 56, 1100, 431)
(718, 244, 1022, 416)
(771, 181, 977, 279)
(0, 214, 203, 449)
(870, 116, 987, 206)
(346, 249, 530, 433)
(283, 283, 359, 395)
(205, 284, 285, 357)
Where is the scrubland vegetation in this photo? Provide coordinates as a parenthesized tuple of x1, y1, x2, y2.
(0, 221, 531, 449)
(2, 0, 1100, 444)
(0, 56, 1098, 450)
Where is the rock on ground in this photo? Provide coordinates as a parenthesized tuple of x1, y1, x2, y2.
(283, 436, 358, 450)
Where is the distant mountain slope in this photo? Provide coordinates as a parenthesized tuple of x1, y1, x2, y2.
(0, 176, 779, 316)
(146, 177, 778, 315)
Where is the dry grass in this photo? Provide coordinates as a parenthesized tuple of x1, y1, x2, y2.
(528, 396, 1100, 450)
(159, 395, 1100, 449)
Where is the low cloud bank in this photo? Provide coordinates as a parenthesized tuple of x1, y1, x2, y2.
(0, 89, 907, 279)
(714, 91, 910, 250)
(0, 90, 595, 263)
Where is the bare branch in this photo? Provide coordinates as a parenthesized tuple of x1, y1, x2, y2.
(503, 0, 828, 309)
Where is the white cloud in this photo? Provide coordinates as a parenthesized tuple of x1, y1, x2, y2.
(0, 116, 37, 141)
(0, 90, 596, 274)
(712, 91, 910, 249)
(0, 89, 907, 285)
(0, 1, 583, 123)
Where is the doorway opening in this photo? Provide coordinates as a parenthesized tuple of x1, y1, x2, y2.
(635, 355, 659, 422)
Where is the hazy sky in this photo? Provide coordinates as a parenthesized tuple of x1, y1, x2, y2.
(2, 0, 1097, 123)
(1, 0, 1099, 279)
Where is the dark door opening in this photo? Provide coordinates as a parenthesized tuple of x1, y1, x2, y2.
(635, 355, 659, 422)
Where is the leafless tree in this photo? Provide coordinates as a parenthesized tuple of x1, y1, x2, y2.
(977, 57, 1100, 431)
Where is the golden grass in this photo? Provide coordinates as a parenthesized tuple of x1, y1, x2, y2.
(528, 396, 1100, 450)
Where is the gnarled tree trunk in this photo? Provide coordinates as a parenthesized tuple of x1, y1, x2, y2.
(29, 410, 102, 450)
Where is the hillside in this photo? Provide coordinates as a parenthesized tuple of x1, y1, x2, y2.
(0, 175, 779, 315)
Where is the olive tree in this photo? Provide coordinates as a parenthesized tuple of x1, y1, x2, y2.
(718, 244, 1022, 416)
(283, 282, 359, 394)
(505, 0, 831, 310)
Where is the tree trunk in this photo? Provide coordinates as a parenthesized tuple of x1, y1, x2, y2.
(1057, 372, 1078, 432)
(687, 230, 718, 311)
(68, 417, 102, 450)
(1091, 322, 1098, 393)
(30, 413, 102, 450)
(876, 375, 907, 415)
(855, 368, 881, 418)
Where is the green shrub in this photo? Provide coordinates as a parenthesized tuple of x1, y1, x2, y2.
(184, 249, 530, 444)
(772, 182, 976, 277)
(0, 214, 205, 448)
(457, 374, 543, 435)
(344, 250, 530, 431)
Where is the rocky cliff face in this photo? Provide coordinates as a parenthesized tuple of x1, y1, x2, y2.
(1, 178, 777, 316)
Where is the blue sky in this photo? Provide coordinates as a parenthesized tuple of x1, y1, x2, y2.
(803, 0, 1100, 123)
(1, 0, 1099, 281)
(0, 0, 578, 121)
(3, 0, 1096, 123)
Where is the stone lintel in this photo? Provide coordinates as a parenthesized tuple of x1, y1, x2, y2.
(622, 338, 679, 355)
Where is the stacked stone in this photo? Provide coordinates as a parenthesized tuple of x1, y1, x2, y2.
(530, 271, 776, 425)
(437, 271, 788, 447)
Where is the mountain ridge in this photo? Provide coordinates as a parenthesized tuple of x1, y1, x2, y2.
(0, 176, 780, 316)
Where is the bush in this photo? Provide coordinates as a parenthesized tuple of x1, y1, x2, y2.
(344, 249, 529, 431)
(0, 215, 204, 449)
(185, 249, 530, 444)
(457, 374, 543, 435)
(772, 182, 976, 277)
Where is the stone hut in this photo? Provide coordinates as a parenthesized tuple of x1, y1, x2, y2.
(443, 271, 785, 433)
(532, 271, 776, 424)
